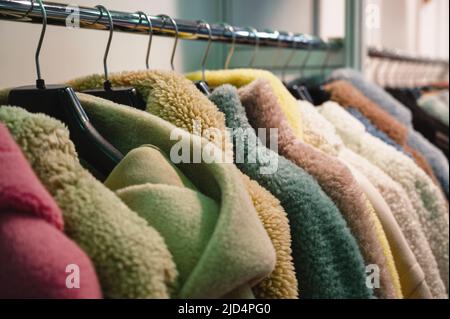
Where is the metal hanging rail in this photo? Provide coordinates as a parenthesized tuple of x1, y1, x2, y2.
(0, 0, 342, 51)
(368, 47, 449, 66)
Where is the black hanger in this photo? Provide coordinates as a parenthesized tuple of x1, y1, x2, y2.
(8, 0, 123, 178)
(280, 33, 317, 104)
(82, 5, 146, 110)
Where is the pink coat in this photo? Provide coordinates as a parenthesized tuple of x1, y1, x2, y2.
(0, 123, 102, 298)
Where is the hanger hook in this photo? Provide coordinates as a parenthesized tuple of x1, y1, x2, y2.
(95, 5, 113, 87)
(195, 20, 212, 82)
(135, 11, 153, 70)
(21, 0, 35, 19)
(321, 41, 331, 78)
(246, 27, 259, 67)
(299, 42, 312, 78)
(158, 14, 179, 71)
(282, 32, 297, 82)
(34, 0, 46, 88)
(220, 23, 236, 70)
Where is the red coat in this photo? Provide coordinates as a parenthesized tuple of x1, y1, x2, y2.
(0, 123, 102, 298)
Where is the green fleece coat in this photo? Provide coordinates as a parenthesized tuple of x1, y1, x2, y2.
(68, 70, 298, 299)
(56, 92, 275, 299)
(104, 145, 251, 297)
(0, 106, 178, 299)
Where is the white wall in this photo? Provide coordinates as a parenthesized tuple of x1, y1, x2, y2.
(0, 0, 329, 87)
(0, 1, 188, 87)
(226, 0, 313, 33)
(319, 0, 346, 40)
(365, 0, 449, 59)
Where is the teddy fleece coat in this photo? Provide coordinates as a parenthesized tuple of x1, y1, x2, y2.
(324, 80, 438, 186)
(0, 104, 178, 299)
(299, 102, 444, 299)
(184, 69, 304, 140)
(0, 124, 102, 299)
(105, 145, 272, 298)
(347, 108, 408, 155)
(329, 69, 449, 199)
(209, 85, 373, 299)
(68, 69, 298, 299)
(318, 102, 449, 294)
(238, 79, 401, 299)
(60, 92, 277, 299)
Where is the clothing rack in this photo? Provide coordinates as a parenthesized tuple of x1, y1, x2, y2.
(368, 47, 449, 66)
(0, 0, 341, 51)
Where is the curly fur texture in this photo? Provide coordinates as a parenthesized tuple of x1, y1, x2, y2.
(238, 79, 401, 299)
(209, 85, 373, 299)
(66, 92, 277, 299)
(0, 124, 102, 299)
(330, 69, 449, 200)
(0, 105, 178, 298)
(185, 69, 304, 140)
(324, 80, 437, 184)
(318, 102, 449, 294)
(299, 101, 447, 298)
(69, 69, 297, 299)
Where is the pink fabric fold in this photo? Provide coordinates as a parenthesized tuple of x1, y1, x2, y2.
(0, 123, 102, 299)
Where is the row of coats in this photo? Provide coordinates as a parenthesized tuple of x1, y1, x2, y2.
(0, 67, 448, 299)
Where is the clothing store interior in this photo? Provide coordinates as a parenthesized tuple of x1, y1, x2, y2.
(0, 0, 448, 300)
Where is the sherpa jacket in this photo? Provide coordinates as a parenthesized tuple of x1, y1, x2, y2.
(318, 102, 449, 294)
(324, 80, 438, 186)
(68, 69, 298, 299)
(299, 102, 443, 299)
(209, 85, 373, 299)
(184, 69, 304, 140)
(0, 124, 102, 299)
(0, 105, 178, 299)
(329, 69, 449, 200)
(238, 79, 401, 299)
(63, 92, 277, 299)
(347, 108, 408, 155)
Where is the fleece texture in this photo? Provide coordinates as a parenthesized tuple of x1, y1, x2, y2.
(324, 80, 437, 184)
(106, 146, 296, 299)
(329, 68, 449, 201)
(299, 101, 446, 298)
(0, 105, 178, 299)
(184, 69, 304, 140)
(0, 124, 102, 299)
(318, 102, 449, 294)
(66, 92, 277, 299)
(330, 69, 413, 125)
(418, 94, 449, 126)
(104, 145, 256, 298)
(238, 79, 401, 299)
(68, 69, 298, 299)
(347, 108, 408, 155)
(209, 85, 373, 299)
